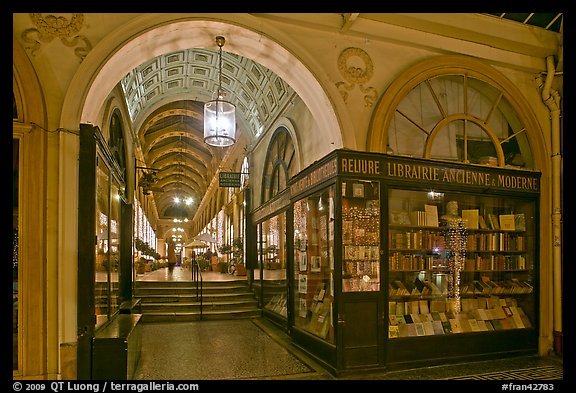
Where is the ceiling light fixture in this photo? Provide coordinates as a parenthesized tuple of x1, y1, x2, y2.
(204, 36, 236, 147)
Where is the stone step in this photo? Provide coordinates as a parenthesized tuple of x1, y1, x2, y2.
(140, 308, 261, 322)
(137, 292, 255, 303)
(141, 299, 259, 313)
(134, 279, 259, 321)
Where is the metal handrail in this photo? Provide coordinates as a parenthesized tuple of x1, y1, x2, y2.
(191, 255, 203, 320)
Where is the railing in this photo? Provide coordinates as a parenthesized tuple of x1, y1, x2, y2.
(191, 255, 203, 320)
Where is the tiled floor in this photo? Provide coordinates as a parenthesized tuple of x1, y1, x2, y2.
(133, 267, 564, 383)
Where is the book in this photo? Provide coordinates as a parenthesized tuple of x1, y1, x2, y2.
(389, 325, 400, 338)
(462, 209, 479, 229)
(410, 210, 426, 226)
(398, 323, 411, 337)
(395, 302, 405, 316)
(499, 214, 516, 231)
(423, 321, 435, 336)
(409, 300, 420, 314)
(422, 313, 434, 322)
(352, 183, 364, 198)
(479, 215, 488, 230)
(476, 320, 489, 331)
(424, 204, 439, 227)
(468, 319, 480, 332)
(432, 320, 445, 335)
(488, 214, 500, 230)
(459, 317, 472, 332)
(419, 300, 430, 314)
(449, 318, 463, 333)
(390, 210, 412, 225)
(405, 323, 418, 336)
(410, 313, 422, 323)
(414, 322, 425, 336)
(430, 300, 446, 313)
(430, 311, 441, 321)
(514, 213, 526, 231)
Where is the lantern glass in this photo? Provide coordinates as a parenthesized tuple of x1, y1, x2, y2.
(204, 98, 236, 147)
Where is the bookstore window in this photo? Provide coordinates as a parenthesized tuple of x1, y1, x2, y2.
(95, 157, 123, 328)
(341, 181, 380, 292)
(387, 74, 533, 169)
(13, 137, 19, 371)
(387, 188, 536, 339)
(260, 211, 288, 318)
(293, 187, 335, 343)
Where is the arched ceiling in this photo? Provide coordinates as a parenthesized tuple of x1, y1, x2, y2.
(123, 46, 296, 221)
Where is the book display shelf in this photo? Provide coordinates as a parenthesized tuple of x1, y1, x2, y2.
(254, 149, 540, 373)
(387, 189, 536, 340)
(341, 181, 380, 292)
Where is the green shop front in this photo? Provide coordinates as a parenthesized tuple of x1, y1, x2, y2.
(251, 148, 540, 374)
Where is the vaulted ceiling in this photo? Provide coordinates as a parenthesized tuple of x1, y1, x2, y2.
(122, 46, 295, 221)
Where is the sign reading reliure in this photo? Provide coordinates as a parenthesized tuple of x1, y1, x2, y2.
(338, 153, 539, 193)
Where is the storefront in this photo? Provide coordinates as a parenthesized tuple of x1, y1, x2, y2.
(254, 148, 540, 374)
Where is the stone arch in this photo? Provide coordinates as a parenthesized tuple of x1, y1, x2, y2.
(60, 15, 344, 152)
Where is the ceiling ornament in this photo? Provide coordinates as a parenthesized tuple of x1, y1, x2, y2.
(336, 47, 378, 107)
(21, 13, 92, 61)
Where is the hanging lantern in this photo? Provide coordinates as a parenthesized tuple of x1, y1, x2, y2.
(204, 36, 236, 147)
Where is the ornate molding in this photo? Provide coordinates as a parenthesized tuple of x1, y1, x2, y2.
(21, 13, 92, 61)
(336, 47, 378, 107)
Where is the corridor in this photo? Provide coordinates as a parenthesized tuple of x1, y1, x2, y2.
(132, 268, 564, 382)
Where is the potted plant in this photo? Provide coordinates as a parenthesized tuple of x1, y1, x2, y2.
(232, 237, 246, 276)
(136, 257, 147, 275)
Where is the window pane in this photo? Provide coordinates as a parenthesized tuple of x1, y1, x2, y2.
(262, 212, 288, 318)
(109, 181, 121, 317)
(341, 181, 380, 292)
(95, 158, 110, 329)
(387, 189, 536, 339)
(293, 186, 335, 343)
(13, 138, 19, 371)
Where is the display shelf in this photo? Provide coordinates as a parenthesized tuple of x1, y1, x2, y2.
(387, 188, 535, 340)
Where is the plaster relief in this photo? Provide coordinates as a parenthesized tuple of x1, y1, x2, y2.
(336, 47, 378, 107)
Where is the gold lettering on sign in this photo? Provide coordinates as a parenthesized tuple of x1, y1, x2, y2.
(291, 158, 337, 195)
(497, 174, 539, 191)
(385, 160, 537, 192)
(387, 162, 439, 181)
(341, 158, 381, 175)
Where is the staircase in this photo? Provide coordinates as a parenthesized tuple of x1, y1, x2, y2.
(134, 279, 260, 322)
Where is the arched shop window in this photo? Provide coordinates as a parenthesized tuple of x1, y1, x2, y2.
(261, 126, 297, 202)
(371, 58, 535, 169)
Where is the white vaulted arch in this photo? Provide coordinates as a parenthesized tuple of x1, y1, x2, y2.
(60, 14, 344, 152)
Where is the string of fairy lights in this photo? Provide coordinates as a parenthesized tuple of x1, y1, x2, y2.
(443, 219, 468, 314)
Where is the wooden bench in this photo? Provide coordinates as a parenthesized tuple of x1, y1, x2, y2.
(92, 313, 142, 380)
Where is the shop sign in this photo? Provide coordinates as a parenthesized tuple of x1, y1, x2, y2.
(290, 158, 338, 196)
(219, 172, 242, 187)
(339, 153, 539, 193)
